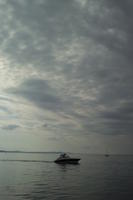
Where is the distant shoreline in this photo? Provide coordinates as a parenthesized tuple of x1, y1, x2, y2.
(0, 151, 133, 155)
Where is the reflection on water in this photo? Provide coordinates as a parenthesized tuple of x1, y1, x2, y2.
(0, 153, 133, 200)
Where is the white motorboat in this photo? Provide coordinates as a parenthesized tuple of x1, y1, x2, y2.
(54, 153, 80, 164)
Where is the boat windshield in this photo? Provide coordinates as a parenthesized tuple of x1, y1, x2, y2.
(60, 153, 70, 158)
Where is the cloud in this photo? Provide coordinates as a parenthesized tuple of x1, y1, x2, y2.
(7, 78, 66, 112)
(0, 0, 133, 153)
(0, 105, 11, 114)
(1, 124, 19, 131)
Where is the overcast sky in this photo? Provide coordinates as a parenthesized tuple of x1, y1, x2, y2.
(0, 0, 133, 153)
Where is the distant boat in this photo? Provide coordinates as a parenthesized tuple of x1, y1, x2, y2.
(105, 154, 109, 157)
(54, 153, 81, 164)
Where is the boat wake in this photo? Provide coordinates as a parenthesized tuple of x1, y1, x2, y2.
(0, 159, 54, 163)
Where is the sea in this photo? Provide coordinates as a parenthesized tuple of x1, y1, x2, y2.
(0, 152, 133, 200)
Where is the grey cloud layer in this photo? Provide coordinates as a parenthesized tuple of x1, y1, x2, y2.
(1, 0, 133, 137)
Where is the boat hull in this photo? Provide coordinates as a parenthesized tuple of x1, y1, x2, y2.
(54, 158, 80, 164)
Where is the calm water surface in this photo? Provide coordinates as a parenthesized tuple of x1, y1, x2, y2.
(0, 153, 133, 200)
